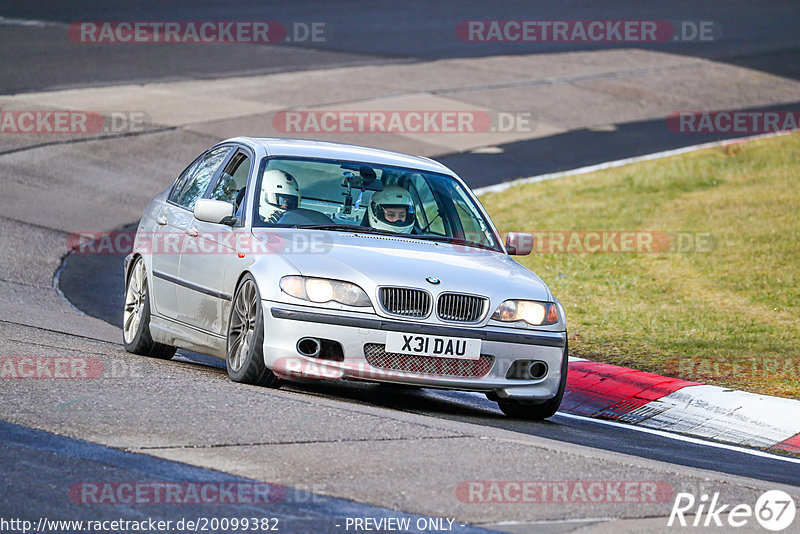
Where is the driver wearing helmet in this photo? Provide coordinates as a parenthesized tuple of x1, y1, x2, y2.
(260, 169, 300, 223)
(367, 185, 416, 234)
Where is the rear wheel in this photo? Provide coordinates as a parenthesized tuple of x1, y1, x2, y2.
(496, 340, 569, 420)
(226, 274, 280, 388)
(122, 256, 176, 360)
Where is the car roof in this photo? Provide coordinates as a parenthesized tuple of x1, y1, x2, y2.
(225, 137, 455, 176)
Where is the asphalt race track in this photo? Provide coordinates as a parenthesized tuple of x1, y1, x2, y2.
(2, 0, 800, 90)
(58, 242, 800, 488)
(2, 2, 800, 533)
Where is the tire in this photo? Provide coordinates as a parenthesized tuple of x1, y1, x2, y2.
(226, 274, 280, 388)
(122, 256, 176, 360)
(496, 340, 569, 420)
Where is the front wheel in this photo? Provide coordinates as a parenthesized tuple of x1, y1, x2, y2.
(226, 274, 280, 388)
(496, 340, 569, 420)
(122, 256, 176, 360)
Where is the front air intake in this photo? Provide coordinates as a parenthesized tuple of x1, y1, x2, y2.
(436, 292, 487, 323)
(378, 287, 431, 318)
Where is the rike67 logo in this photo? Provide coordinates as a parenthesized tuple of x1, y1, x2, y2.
(668, 490, 796, 531)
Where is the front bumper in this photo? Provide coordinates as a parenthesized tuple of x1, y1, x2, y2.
(262, 302, 567, 401)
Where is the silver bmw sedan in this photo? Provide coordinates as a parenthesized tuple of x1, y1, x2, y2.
(123, 137, 568, 419)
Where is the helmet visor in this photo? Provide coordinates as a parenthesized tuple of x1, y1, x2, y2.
(274, 194, 299, 210)
(376, 204, 415, 227)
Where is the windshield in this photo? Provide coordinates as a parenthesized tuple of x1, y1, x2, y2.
(253, 157, 500, 251)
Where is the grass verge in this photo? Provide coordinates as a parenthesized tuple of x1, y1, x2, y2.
(480, 133, 800, 399)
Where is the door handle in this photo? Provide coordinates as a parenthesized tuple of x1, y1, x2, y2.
(156, 215, 167, 226)
(186, 227, 198, 237)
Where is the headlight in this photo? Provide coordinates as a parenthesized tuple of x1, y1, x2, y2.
(306, 278, 334, 302)
(492, 300, 558, 325)
(280, 276, 371, 307)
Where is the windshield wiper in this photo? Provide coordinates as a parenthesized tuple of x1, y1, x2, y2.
(297, 224, 498, 250)
(295, 224, 398, 236)
(412, 234, 497, 251)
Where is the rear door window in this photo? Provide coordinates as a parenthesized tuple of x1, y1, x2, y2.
(170, 146, 233, 210)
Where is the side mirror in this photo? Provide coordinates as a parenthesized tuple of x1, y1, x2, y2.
(506, 232, 534, 255)
(194, 198, 235, 225)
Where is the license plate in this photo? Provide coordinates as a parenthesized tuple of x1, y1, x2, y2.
(385, 332, 481, 360)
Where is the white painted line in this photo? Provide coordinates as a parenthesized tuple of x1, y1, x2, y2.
(0, 16, 63, 27)
(555, 412, 800, 465)
(634, 385, 800, 448)
(421, 384, 800, 461)
(473, 129, 797, 195)
(484, 517, 613, 527)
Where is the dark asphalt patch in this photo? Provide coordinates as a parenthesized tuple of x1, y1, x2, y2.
(0, 420, 494, 533)
(438, 100, 800, 189)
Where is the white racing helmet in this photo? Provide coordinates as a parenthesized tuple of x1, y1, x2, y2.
(260, 169, 300, 223)
(368, 185, 415, 234)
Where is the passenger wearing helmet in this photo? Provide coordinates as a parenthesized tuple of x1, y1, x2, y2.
(260, 169, 300, 223)
(367, 185, 416, 234)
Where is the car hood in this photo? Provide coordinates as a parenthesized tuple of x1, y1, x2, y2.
(251, 229, 551, 302)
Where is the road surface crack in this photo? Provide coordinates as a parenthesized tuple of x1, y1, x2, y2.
(135, 435, 471, 451)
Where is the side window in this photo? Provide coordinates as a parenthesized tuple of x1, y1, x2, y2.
(171, 146, 232, 210)
(209, 152, 251, 209)
(168, 156, 203, 205)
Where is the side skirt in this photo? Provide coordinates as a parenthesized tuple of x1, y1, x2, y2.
(150, 313, 227, 359)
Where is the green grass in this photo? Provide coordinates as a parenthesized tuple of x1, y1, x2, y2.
(480, 133, 800, 398)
